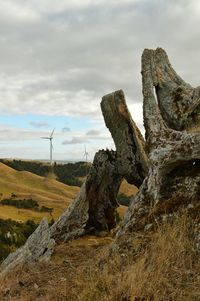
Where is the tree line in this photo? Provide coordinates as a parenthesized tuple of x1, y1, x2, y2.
(0, 219, 38, 261)
(0, 197, 53, 214)
(0, 159, 91, 187)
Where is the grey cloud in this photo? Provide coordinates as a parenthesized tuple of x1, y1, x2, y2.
(0, 0, 200, 120)
(86, 129, 100, 136)
(62, 137, 90, 145)
(62, 126, 71, 132)
(0, 125, 48, 141)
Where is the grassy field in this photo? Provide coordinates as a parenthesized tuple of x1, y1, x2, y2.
(0, 162, 137, 222)
(1, 213, 199, 301)
(0, 163, 79, 222)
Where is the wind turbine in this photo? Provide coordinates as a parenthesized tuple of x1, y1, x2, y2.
(41, 128, 55, 165)
(83, 145, 89, 162)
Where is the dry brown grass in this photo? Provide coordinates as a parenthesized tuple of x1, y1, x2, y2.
(0, 213, 199, 301)
(129, 215, 200, 301)
(0, 164, 135, 223)
(119, 180, 138, 197)
(0, 162, 79, 221)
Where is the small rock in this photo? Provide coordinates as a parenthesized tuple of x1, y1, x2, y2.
(34, 283, 39, 290)
(138, 207, 146, 215)
(60, 277, 67, 282)
(97, 231, 108, 238)
(144, 224, 153, 231)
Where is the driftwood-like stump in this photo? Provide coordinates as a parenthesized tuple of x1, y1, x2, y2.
(113, 48, 200, 249)
(149, 48, 200, 131)
(50, 150, 122, 242)
(101, 90, 149, 187)
(2, 47, 200, 274)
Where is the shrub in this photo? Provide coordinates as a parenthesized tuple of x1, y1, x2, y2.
(117, 192, 131, 206)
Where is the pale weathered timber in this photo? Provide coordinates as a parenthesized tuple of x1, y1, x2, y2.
(114, 48, 200, 249)
(147, 48, 200, 131)
(50, 149, 122, 242)
(2, 47, 200, 273)
(1, 150, 122, 274)
(85, 149, 122, 231)
(1, 218, 55, 275)
(101, 90, 149, 187)
(50, 182, 89, 242)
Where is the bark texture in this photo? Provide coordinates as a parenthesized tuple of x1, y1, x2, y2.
(1, 218, 55, 275)
(2, 47, 200, 273)
(85, 150, 122, 232)
(146, 48, 200, 131)
(113, 48, 200, 249)
(50, 149, 122, 242)
(101, 90, 148, 187)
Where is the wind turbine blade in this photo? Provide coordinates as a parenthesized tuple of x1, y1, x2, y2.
(41, 137, 50, 139)
(50, 128, 55, 138)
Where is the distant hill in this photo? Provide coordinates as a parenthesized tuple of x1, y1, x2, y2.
(0, 161, 137, 222)
(0, 162, 137, 261)
(0, 159, 91, 187)
(0, 162, 79, 222)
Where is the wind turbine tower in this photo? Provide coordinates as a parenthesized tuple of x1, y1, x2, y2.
(41, 128, 55, 165)
(83, 145, 89, 162)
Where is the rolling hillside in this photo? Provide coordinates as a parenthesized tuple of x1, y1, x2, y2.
(0, 163, 79, 222)
(0, 162, 137, 222)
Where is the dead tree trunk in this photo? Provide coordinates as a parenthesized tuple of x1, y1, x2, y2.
(101, 90, 149, 187)
(50, 150, 122, 242)
(113, 48, 200, 250)
(50, 91, 150, 242)
(2, 48, 200, 274)
(149, 48, 200, 131)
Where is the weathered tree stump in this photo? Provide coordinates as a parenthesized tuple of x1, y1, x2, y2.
(101, 90, 149, 187)
(50, 149, 122, 242)
(149, 48, 200, 131)
(2, 47, 200, 274)
(1, 218, 55, 275)
(113, 48, 200, 250)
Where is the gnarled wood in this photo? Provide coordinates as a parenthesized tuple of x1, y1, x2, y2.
(2, 47, 200, 273)
(85, 150, 122, 231)
(148, 48, 200, 131)
(50, 150, 122, 243)
(1, 218, 55, 275)
(101, 89, 148, 187)
(114, 48, 200, 250)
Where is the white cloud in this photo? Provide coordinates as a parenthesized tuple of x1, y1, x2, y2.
(1, 0, 200, 119)
(0, 1, 39, 23)
(0, 0, 200, 159)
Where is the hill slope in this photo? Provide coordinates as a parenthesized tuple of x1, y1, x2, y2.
(0, 163, 79, 222)
(0, 162, 137, 223)
(0, 213, 199, 301)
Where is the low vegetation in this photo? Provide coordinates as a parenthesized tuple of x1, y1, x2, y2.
(117, 192, 131, 206)
(1, 197, 53, 215)
(0, 213, 199, 301)
(0, 219, 38, 261)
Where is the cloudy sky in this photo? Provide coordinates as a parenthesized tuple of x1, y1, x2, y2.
(0, 0, 200, 161)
